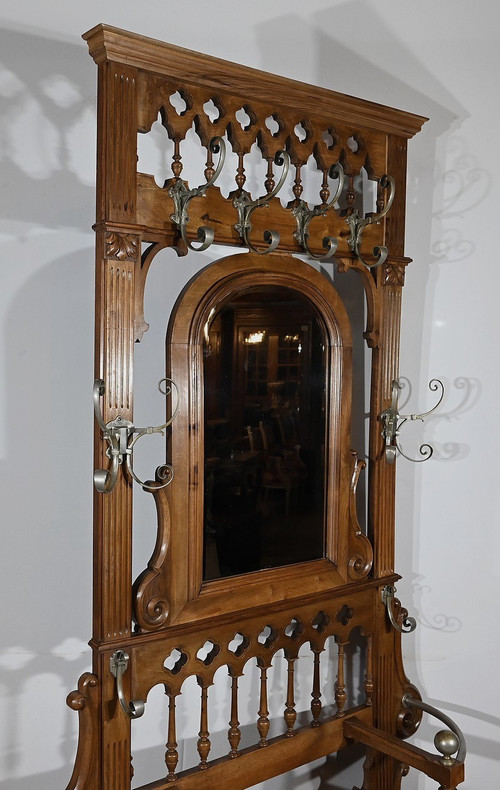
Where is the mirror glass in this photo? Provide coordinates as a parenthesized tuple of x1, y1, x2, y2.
(203, 285, 327, 580)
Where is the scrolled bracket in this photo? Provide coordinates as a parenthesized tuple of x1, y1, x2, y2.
(381, 584, 417, 634)
(346, 173, 395, 268)
(293, 162, 344, 260)
(233, 149, 290, 254)
(169, 136, 226, 252)
(109, 650, 145, 719)
(403, 693, 466, 765)
(93, 377, 179, 494)
(381, 378, 445, 464)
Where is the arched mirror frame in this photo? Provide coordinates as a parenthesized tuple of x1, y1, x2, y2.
(140, 251, 373, 627)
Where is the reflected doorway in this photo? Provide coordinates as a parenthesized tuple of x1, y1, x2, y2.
(203, 285, 328, 580)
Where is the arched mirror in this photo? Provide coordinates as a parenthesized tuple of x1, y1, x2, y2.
(203, 284, 327, 580)
(137, 251, 372, 627)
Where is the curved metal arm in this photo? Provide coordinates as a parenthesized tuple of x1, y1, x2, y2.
(233, 149, 290, 254)
(346, 173, 395, 268)
(382, 584, 417, 633)
(169, 136, 226, 252)
(93, 379, 107, 432)
(381, 378, 444, 464)
(403, 694, 466, 764)
(94, 439, 121, 494)
(126, 378, 179, 491)
(94, 380, 120, 493)
(110, 650, 145, 719)
(93, 378, 179, 494)
(293, 162, 344, 260)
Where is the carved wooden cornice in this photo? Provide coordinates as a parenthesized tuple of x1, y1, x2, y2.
(83, 24, 428, 139)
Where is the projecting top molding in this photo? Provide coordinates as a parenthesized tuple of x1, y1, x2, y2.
(83, 24, 427, 139)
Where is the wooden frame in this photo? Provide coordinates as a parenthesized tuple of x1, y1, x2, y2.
(64, 24, 465, 790)
(134, 252, 370, 628)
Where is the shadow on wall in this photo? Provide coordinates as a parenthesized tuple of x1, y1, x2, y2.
(0, 26, 95, 231)
(0, 25, 95, 788)
(0, 248, 94, 786)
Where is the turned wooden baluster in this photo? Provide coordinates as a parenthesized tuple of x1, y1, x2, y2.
(311, 649, 322, 727)
(164, 688, 179, 781)
(257, 662, 270, 747)
(172, 138, 183, 183)
(235, 151, 246, 193)
(292, 163, 303, 204)
(284, 657, 297, 737)
(264, 156, 275, 194)
(204, 143, 215, 184)
(335, 640, 347, 717)
(228, 673, 241, 757)
(364, 634, 374, 707)
(197, 682, 211, 769)
(319, 168, 331, 207)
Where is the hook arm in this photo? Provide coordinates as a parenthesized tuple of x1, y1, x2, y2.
(293, 162, 344, 260)
(347, 174, 395, 268)
(233, 149, 290, 254)
(381, 378, 444, 464)
(169, 136, 226, 252)
(110, 651, 145, 719)
(93, 378, 179, 494)
(381, 584, 417, 633)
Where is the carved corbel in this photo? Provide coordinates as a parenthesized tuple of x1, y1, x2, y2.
(105, 231, 140, 262)
(347, 451, 373, 580)
(65, 673, 99, 790)
(133, 484, 171, 631)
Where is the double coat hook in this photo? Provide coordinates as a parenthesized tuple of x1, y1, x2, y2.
(381, 378, 444, 463)
(169, 136, 226, 252)
(93, 378, 179, 494)
(293, 162, 345, 260)
(233, 149, 290, 254)
(346, 174, 395, 268)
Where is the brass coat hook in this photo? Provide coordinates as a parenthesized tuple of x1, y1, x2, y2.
(346, 173, 395, 268)
(169, 136, 226, 252)
(381, 584, 417, 633)
(381, 378, 444, 463)
(293, 162, 345, 260)
(233, 149, 290, 254)
(93, 378, 179, 494)
(110, 650, 145, 719)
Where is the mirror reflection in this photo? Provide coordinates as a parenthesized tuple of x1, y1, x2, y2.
(203, 285, 327, 580)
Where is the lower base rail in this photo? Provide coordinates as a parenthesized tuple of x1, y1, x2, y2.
(138, 705, 372, 790)
(344, 717, 465, 788)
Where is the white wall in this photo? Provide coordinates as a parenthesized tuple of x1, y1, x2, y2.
(1, 2, 499, 788)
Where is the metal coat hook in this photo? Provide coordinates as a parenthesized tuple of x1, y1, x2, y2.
(381, 378, 445, 464)
(233, 149, 290, 254)
(93, 377, 179, 494)
(346, 173, 395, 268)
(293, 162, 345, 260)
(169, 136, 226, 252)
(403, 694, 466, 766)
(381, 584, 417, 633)
(110, 650, 145, 719)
